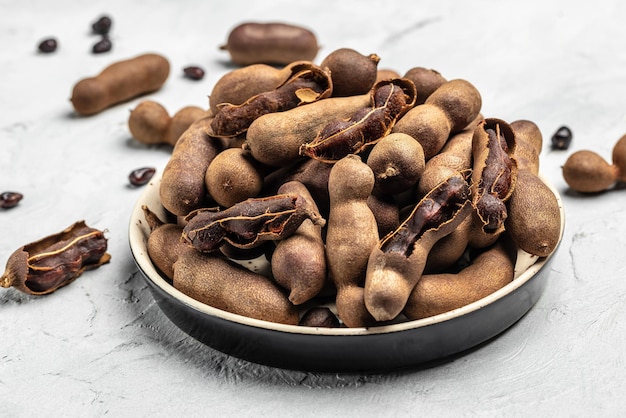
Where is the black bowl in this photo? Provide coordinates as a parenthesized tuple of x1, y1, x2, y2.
(129, 171, 564, 373)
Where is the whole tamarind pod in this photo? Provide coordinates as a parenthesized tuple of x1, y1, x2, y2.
(562, 150, 616, 193)
(271, 181, 327, 305)
(469, 118, 517, 247)
(278, 158, 334, 217)
(366, 132, 426, 195)
(510, 119, 543, 175)
(129, 101, 210, 146)
(319, 48, 380, 97)
(71, 53, 170, 116)
(402, 67, 447, 105)
(364, 174, 472, 321)
(506, 170, 562, 257)
(367, 191, 400, 238)
(209, 64, 284, 114)
(160, 116, 223, 217)
(205, 148, 265, 207)
(612, 133, 626, 182)
(220, 22, 319, 66)
(424, 79, 482, 134)
(404, 240, 515, 320)
(300, 78, 417, 162)
(326, 155, 379, 327)
(1, 221, 110, 295)
(173, 251, 298, 325)
(142, 205, 189, 280)
(417, 127, 474, 195)
(244, 94, 370, 167)
(211, 62, 332, 138)
(182, 194, 325, 253)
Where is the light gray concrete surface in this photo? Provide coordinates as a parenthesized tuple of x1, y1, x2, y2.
(1, 0, 625, 416)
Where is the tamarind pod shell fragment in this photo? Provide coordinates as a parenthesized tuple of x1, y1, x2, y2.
(403, 240, 515, 320)
(364, 174, 473, 322)
(1, 221, 110, 295)
(173, 251, 299, 325)
(71, 53, 170, 116)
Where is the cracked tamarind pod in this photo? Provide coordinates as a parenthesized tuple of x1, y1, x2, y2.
(325, 155, 379, 328)
(299, 78, 417, 162)
(468, 118, 518, 249)
(392, 79, 482, 159)
(181, 194, 325, 253)
(506, 120, 561, 257)
(404, 239, 516, 320)
(211, 62, 332, 138)
(1, 221, 110, 295)
(364, 174, 472, 322)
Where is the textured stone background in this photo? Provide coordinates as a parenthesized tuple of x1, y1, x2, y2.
(2, 0, 626, 416)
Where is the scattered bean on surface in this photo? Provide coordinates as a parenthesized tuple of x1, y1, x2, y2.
(91, 15, 112, 35)
(92, 37, 112, 54)
(38, 38, 58, 53)
(551, 125, 573, 150)
(129, 167, 156, 187)
(0, 192, 23, 208)
(183, 66, 205, 80)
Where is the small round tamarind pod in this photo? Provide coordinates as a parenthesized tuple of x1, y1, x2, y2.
(326, 154, 379, 327)
(391, 104, 452, 160)
(142, 205, 190, 280)
(173, 251, 299, 325)
(205, 148, 265, 208)
(510, 119, 543, 175)
(366, 132, 426, 195)
(71, 53, 170, 116)
(160, 116, 223, 217)
(376, 68, 402, 83)
(364, 174, 473, 322)
(271, 181, 327, 305)
(220, 22, 319, 66)
(129, 101, 210, 146)
(244, 94, 371, 167)
(424, 79, 482, 134)
(319, 48, 381, 97)
(209, 64, 284, 114)
(562, 150, 617, 193)
(612, 133, 626, 182)
(403, 67, 447, 105)
(424, 214, 473, 273)
(403, 240, 515, 320)
(506, 170, 562, 257)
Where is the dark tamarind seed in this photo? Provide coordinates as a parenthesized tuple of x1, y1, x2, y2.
(0, 192, 23, 208)
(551, 125, 573, 150)
(38, 38, 58, 53)
(92, 37, 112, 54)
(299, 307, 340, 328)
(183, 66, 205, 80)
(129, 167, 156, 187)
(92, 15, 113, 35)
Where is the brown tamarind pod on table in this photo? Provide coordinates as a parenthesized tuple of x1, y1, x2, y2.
(325, 155, 379, 327)
(364, 174, 472, 322)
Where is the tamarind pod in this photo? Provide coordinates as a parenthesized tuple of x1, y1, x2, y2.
(364, 174, 472, 322)
(173, 251, 298, 325)
(320, 48, 380, 97)
(71, 53, 170, 116)
(165, 106, 213, 146)
(612, 133, 626, 182)
(159, 116, 223, 217)
(182, 194, 325, 253)
(424, 79, 482, 134)
(424, 214, 472, 273)
(142, 206, 189, 280)
(402, 67, 447, 105)
(211, 62, 332, 138)
(391, 104, 451, 160)
(326, 155, 379, 327)
(300, 78, 417, 162)
(510, 119, 543, 175)
(403, 240, 515, 320)
(470, 118, 518, 239)
(271, 181, 327, 305)
(244, 94, 370, 167)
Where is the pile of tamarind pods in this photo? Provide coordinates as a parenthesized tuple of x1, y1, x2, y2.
(132, 47, 563, 328)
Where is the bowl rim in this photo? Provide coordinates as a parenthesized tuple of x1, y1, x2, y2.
(129, 169, 564, 337)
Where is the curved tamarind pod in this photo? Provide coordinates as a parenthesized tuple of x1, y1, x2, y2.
(299, 78, 417, 162)
(326, 155, 379, 327)
(404, 240, 516, 320)
(211, 62, 332, 138)
(244, 94, 370, 167)
(469, 118, 518, 248)
(173, 251, 299, 325)
(364, 174, 472, 322)
(271, 181, 327, 305)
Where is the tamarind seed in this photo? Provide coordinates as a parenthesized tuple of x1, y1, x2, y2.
(92, 15, 112, 35)
(38, 38, 58, 53)
(183, 66, 205, 80)
(129, 167, 156, 186)
(299, 307, 340, 328)
(0, 191, 23, 208)
(551, 125, 573, 150)
(92, 37, 112, 54)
